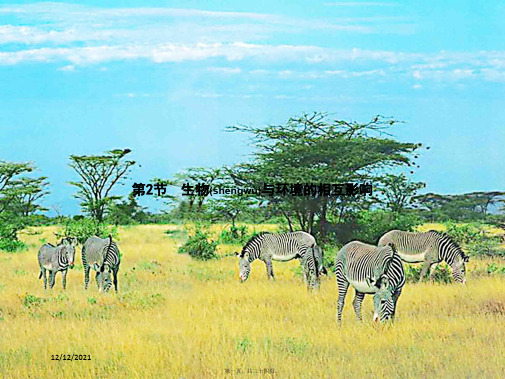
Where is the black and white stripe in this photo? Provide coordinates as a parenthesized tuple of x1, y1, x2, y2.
(378, 230, 469, 283)
(38, 238, 76, 290)
(236, 231, 324, 290)
(82, 235, 121, 293)
(335, 241, 405, 323)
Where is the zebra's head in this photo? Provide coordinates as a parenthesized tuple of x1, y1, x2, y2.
(236, 251, 251, 282)
(60, 237, 76, 269)
(452, 253, 470, 284)
(371, 275, 396, 323)
(368, 244, 397, 322)
(98, 264, 113, 293)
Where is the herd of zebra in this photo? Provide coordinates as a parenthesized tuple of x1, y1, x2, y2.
(37, 235, 121, 293)
(36, 228, 469, 323)
(235, 229, 470, 323)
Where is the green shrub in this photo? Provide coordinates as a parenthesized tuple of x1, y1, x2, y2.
(404, 264, 452, 283)
(486, 263, 505, 275)
(445, 222, 482, 245)
(353, 210, 423, 245)
(0, 222, 26, 252)
(444, 222, 502, 257)
(178, 225, 219, 261)
(23, 294, 45, 308)
(219, 225, 252, 244)
(57, 218, 118, 244)
(0, 238, 26, 252)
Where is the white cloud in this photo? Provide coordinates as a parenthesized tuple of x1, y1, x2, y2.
(0, 3, 504, 85)
(207, 67, 242, 74)
(0, 2, 412, 49)
(58, 64, 74, 71)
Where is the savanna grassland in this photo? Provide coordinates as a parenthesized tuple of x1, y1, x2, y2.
(1, 224, 505, 378)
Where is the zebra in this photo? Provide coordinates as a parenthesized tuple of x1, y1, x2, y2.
(82, 235, 121, 293)
(38, 237, 76, 290)
(335, 241, 405, 323)
(378, 230, 470, 283)
(235, 231, 324, 289)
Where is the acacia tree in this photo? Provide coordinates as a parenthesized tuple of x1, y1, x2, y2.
(0, 161, 49, 247)
(153, 167, 222, 219)
(228, 112, 423, 240)
(69, 149, 135, 222)
(377, 173, 425, 213)
(207, 174, 256, 229)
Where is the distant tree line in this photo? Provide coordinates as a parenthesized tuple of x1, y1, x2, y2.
(2, 112, 505, 251)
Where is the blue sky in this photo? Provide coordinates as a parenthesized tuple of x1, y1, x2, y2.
(0, 1, 504, 215)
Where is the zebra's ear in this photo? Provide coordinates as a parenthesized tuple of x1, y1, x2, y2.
(235, 252, 240, 257)
(463, 255, 470, 263)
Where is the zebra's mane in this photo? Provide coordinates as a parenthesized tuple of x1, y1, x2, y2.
(427, 230, 466, 258)
(240, 232, 271, 257)
(104, 236, 116, 259)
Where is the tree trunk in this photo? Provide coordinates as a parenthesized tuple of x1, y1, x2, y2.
(282, 211, 294, 232)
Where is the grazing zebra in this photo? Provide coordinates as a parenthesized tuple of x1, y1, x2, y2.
(378, 230, 470, 283)
(82, 235, 121, 293)
(38, 237, 76, 290)
(235, 231, 323, 289)
(335, 241, 405, 323)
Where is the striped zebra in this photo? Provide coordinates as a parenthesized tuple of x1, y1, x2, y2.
(335, 241, 405, 323)
(82, 235, 121, 293)
(38, 237, 76, 290)
(235, 231, 324, 289)
(378, 230, 470, 283)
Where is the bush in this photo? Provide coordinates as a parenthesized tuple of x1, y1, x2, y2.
(353, 210, 423, 245)
(0, 238, 26, 252)
(486, 263, 505, 275)
(444, 222, 482, 245)
(57, 218, 118, 244)
(0, 221, 26, 252)
(444, 222, 503, 257)
(319, 244, 341, 274)
(178, 225, 219, 261)
(404, 264, 452, 283)
(219, 225, 252, 244)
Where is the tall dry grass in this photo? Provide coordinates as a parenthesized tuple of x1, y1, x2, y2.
(1, 224, 505, 378)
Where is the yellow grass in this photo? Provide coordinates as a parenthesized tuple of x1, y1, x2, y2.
(1, 224, 505, 378)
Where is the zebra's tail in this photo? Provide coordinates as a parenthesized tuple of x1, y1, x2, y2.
(38, 270, 42, 279)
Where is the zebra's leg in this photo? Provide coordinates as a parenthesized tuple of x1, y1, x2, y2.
(392, 289, 402, 321)
(336, 277, 349, 323)
(429, 264, 438, 282)
(352, 291, 365, 321)
(41, 268, 47, 290)
(62, 269, 68, 290)
(264, 259, 275, 280)
(84, 264, 90, 290)
(299, 258, 308, 286)
(419, 260, 432, 282)
(95, 271, 100, 289)
(113, 266, 119, 293)
(49, 271, 56, 289)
